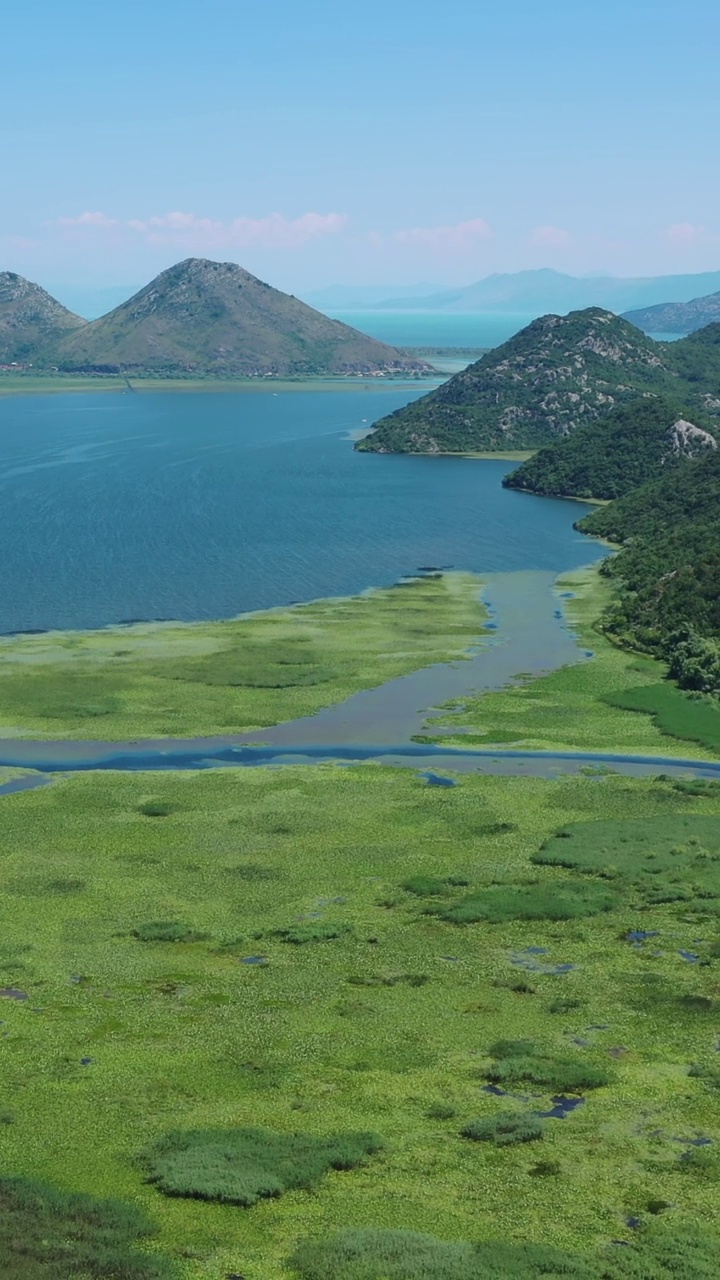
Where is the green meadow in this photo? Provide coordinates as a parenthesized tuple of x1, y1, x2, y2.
(425, 566, 720, 758)
(2, 765, 720, 1277)
(0, 573, 485, 739)
(2, 565, 720, 1277)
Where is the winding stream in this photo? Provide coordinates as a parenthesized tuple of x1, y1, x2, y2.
(1, 569, 718, 794)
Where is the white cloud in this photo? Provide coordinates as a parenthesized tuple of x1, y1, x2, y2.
(385, 218, 493, 250)
(665, 222, 705, 243)
(57, 211, 119, 227)
(56, 210, 348, 249)
(530, 225, 572, 247)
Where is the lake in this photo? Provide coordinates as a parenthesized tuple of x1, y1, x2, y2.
(0, 387, 604, 633)
(329, 311, 538, 350)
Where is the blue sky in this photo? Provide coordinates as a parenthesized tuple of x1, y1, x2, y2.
(2, 0, 719, 301)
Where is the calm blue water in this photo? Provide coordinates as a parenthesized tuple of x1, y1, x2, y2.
(0, 388, 603, 632)
(329, 312, 537, 349)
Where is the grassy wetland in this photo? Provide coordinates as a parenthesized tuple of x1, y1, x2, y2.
(3, 765, 720, 1277)
(0, 573, 486, 740)
(2, 565, 720, 1278)
(424, 566, 720, 757)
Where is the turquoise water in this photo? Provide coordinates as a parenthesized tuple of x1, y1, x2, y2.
(329, 311, 538, 349)
(0, 388, 603, 633)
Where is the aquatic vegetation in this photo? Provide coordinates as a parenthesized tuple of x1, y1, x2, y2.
(142, 1126, 383, 1205)
(431, 880, 615, 924)
(270, 922, 353, 945)
(484, 1041, 612, 1092)
(426, 566, 719, 759)
(461, 1111, 545, 1145)
(0, 1176, 173, 1278)
(0, 572, 486, 738)
(401, 874, 451, 897)
(132, 921, 208, 943)
(603, 684, 720, 752)
(533, 815, 720, 910)
(2, 766, 720, 1274)
(426, 1102, 457, 1121)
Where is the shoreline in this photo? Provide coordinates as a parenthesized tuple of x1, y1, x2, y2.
(0, 373, 446, 398)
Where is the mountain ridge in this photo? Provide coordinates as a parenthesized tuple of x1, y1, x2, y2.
(0, 260, 429, 378)
(357, 308, 693, 453)
(370, 267, 720, 315)
(0, 272, 86, 365)
(623, 290, 720, 336)
(51, 259, 428, 377)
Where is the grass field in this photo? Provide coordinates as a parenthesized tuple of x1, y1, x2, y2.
(425, 566, 720, 759)
(2, 765, 720, 1277)
(0, 573, 485, 739)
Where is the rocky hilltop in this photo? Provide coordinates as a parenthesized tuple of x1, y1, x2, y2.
(623, 290, 720, 336)
(52, 259, 427, 377)
(0, 272, 86, 364)
(358, 308, 681, 453)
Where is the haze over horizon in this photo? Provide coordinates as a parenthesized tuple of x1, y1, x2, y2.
(2, 0, 719, 309)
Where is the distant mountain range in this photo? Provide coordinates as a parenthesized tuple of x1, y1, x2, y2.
(623, 290, 720, 336)
(0, 260, 429, 378)
(357, 309, 720, 453)
(303, 283, 441, 310)
(0, 272, 86, 364)
(338, 268, 720, 316)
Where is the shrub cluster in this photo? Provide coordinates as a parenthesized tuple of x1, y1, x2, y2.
(484, 1040, 611, 1093)
(132, 921, 208, 943)
(461, 1111, 545, 1146)
(429, 881, 614, 925)
(0, 1175, 173, 1279)
(142, 1126, 383, 1206)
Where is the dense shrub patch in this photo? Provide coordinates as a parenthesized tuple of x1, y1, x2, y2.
(289, 1224, 720, 1279)
(533, 816, 720, 910)
(142, 1126, 383, 1206)
(0, 1175, 173, 1279)
(484, 1041, 611, 1093)
(270, 922, 353, 945)
(461, 1111, 545, 1145)
(132, 921, 208, 943)
(429, 880, 615, 924)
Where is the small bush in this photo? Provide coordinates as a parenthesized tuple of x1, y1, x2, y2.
(689, 1063, 720, 1088)
(229, 864, 280, 881)
(484, 1040, 611, 1092)
(547, 996, 584, 1014)
(138, 801, 174, 818)
(529, 1159, 561, 1176)
(401, 875, 449, 897)
(678, 1146, 720, 1180)
(426, 1103, 457, 1121)
(461, 1112, 545, 1146)
(272, 923, 352, 945)
(494, 977, 536, 995)
(142, 1126, 383, 1206)
(0, 1174, 174, 1278)
(347, 972, 430, 988)
(132, 921, 208, 944)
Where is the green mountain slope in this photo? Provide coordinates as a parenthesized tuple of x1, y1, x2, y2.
(578, 451, 720, 688)
(357, 309, 684, 453)
(52, 259, 428, 377)
(624, 291, 720, 335)
(503, 397, 717, 500)
(0, 272, 86, 365)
